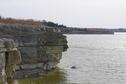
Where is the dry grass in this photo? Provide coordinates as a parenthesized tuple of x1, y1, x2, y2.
(0, 16, 44, 25)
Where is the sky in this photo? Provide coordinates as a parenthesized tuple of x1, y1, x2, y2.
(0, 0, 126, 28)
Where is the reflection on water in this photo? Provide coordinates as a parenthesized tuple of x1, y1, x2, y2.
(18, 68, 67, 84)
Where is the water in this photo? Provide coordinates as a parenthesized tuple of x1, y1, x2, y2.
(19, 33, 126, 84)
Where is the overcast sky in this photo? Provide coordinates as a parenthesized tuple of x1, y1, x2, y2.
(0, 0, 126, 28)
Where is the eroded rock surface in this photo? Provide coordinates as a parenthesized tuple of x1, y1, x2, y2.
(0, 23, 68, 84)
(0, 38, 21, 84)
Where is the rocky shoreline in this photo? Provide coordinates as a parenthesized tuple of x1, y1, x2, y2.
(0, 23, 68, 84)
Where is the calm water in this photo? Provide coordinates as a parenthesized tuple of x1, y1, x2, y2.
(19, 33, 126, 84)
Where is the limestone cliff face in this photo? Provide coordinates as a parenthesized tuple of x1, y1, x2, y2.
(0, 23, 68, 84)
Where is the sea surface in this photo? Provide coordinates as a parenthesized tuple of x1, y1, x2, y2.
(19, 33, 126, 84)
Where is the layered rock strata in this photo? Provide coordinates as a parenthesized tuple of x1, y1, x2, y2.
(0, 23, 68, 84)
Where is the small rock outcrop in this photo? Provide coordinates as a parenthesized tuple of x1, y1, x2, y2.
(71, 66, 77, 69)
(0, 23, 68, 84)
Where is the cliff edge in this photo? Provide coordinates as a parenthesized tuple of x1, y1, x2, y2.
(0, 23, 68, 84)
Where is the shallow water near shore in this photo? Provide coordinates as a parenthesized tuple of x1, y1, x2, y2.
(19, 33, 126, 84)
(18, 68, 67, 84)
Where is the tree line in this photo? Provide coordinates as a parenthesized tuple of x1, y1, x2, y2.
(42, 20, 67, 28)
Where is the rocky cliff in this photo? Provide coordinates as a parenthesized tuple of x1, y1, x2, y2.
(0, 23, 68, 84)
